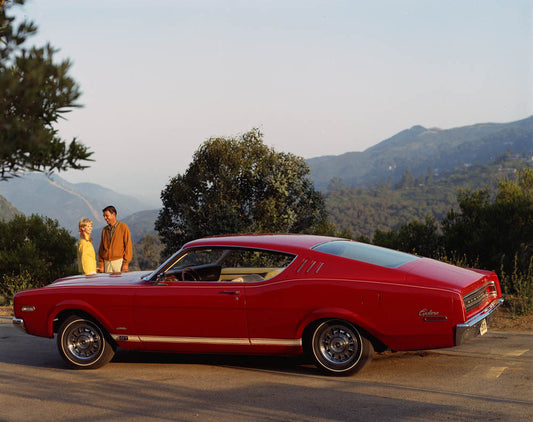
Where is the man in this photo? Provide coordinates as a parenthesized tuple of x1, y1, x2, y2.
(98, 205, 133, 273)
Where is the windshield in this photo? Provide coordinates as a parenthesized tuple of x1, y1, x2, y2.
(313, 240, 418, 269)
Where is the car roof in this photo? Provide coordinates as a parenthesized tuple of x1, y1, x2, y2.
(182, 233, 343, 254)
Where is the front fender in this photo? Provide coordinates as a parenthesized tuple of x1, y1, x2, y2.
(47, 300, 116, 337)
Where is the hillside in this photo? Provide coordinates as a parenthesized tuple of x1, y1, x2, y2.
(0, 173, 159, 235)
(0, 195, 20, 222)
(326, 154, 532, 239)
(308, 115, 533, 190)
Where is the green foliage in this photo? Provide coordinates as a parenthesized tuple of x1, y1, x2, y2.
(0, 214, 77, 298)
(0, 0, 93, 180)
(373, 216, 442, 258)
(442, 168, 533, 274)
(0, 269, 34, 306)
(156, 128, 329, 255)
(326, 155, 532, 239)
(129, 234, 164, 271)
(326, 178, 456, 239)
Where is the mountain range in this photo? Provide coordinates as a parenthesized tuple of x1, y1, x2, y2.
(0, 173, 159, 240)
(308, 115, 533, 190)
(1, 115, 532, 240)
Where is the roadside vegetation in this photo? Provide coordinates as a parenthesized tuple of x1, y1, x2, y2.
(0, 215, 77, 304)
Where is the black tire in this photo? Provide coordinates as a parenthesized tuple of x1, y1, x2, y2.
(57, 315, 115, 369)
(310, 319, 374, 375)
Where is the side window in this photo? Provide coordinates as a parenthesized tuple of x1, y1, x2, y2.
(219, 248, 295, 282)
(164, 247, 294, 282)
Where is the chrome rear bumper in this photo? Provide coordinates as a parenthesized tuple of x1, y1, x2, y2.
(455, 297, 504, 346)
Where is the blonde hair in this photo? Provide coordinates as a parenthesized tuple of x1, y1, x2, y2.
(78, 217, 93, 230)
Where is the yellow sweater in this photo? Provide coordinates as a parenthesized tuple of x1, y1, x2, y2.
(78, 234, 97, 275)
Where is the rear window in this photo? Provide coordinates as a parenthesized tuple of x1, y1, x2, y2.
(313, 240, 418, 269)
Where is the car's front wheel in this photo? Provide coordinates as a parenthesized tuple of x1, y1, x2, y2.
(310, 319, 374, 375)
(57, 315, 115, 369)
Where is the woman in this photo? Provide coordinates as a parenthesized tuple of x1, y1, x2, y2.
(78, 217, 97, 275)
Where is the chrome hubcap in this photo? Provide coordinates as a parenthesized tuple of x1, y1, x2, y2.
(67, 324, 102, 360)
(318, 325, 358, 364)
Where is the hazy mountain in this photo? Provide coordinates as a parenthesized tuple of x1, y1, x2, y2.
(0, 195, 21, 222)
(0, 173, 159, 235)
(307, 115, 533, 190)
(121, 209, 159, 241)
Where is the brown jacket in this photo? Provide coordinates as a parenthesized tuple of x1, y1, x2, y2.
(98, 221, 133, 266)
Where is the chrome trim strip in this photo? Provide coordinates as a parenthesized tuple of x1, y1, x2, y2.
(296, 259, 308, 273)
(110, 334, 301, 347)
(250, 338, 301, 346)
(138, 336, 250, 345)
(455, 297, 504, 345)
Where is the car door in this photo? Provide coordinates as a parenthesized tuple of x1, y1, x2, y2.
(131, 280, 249, 352)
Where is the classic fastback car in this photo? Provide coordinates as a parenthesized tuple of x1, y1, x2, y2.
(13, 234, 503, 375)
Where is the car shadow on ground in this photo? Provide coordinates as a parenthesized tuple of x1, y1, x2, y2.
(111, 348, 320, 375)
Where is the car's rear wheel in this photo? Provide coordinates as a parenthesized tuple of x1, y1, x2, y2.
(57, 315, 115, 369)
(310, 319, 374, 375)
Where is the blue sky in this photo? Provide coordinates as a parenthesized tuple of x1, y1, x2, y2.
(14, 0, 533, 204)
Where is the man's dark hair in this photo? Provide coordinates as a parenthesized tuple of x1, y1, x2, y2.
(103, 205, 117, 215)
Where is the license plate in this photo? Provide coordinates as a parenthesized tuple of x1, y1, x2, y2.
(479, 319, 488, 336)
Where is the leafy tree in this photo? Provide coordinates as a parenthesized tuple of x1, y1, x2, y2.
(442, 168, 533, 273)
(0, 0, 92, 181)
(156, 128, 329, 254)
(0, 214, 77, 291)
(373, 216, 442, 258)
(130, 234, 164, 271)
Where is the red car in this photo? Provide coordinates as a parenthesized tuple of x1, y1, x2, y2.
(13, 234, 503, 375)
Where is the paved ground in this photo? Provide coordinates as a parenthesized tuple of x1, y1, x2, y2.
(0, 316, 532, 421)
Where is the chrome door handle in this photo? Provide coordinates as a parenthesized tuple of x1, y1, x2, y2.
(219, 290, 240, 295)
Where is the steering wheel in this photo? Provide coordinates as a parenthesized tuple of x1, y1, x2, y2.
(181, 267, 199, 281)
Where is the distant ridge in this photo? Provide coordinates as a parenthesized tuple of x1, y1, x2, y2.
(307, 116, 533, 190)
(0, 173, 159, 235)
(0, 194, 21, 222)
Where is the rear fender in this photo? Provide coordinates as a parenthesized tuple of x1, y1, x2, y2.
(296, 307, 380, 341)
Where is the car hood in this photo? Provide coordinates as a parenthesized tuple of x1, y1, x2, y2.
(400, 258, 487, 292)
(49, 271, 152, 287)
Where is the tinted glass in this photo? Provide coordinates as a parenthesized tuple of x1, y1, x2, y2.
(313, 240, 418, 269)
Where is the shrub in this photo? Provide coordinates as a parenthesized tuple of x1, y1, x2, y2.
(500, 256, 533, 317)
(0, 270, 37, 306)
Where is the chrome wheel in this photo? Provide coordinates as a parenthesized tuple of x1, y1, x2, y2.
(67, 322, 103, 359)
(57, 315, 115, 369)
(310, 319, 373, 375)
